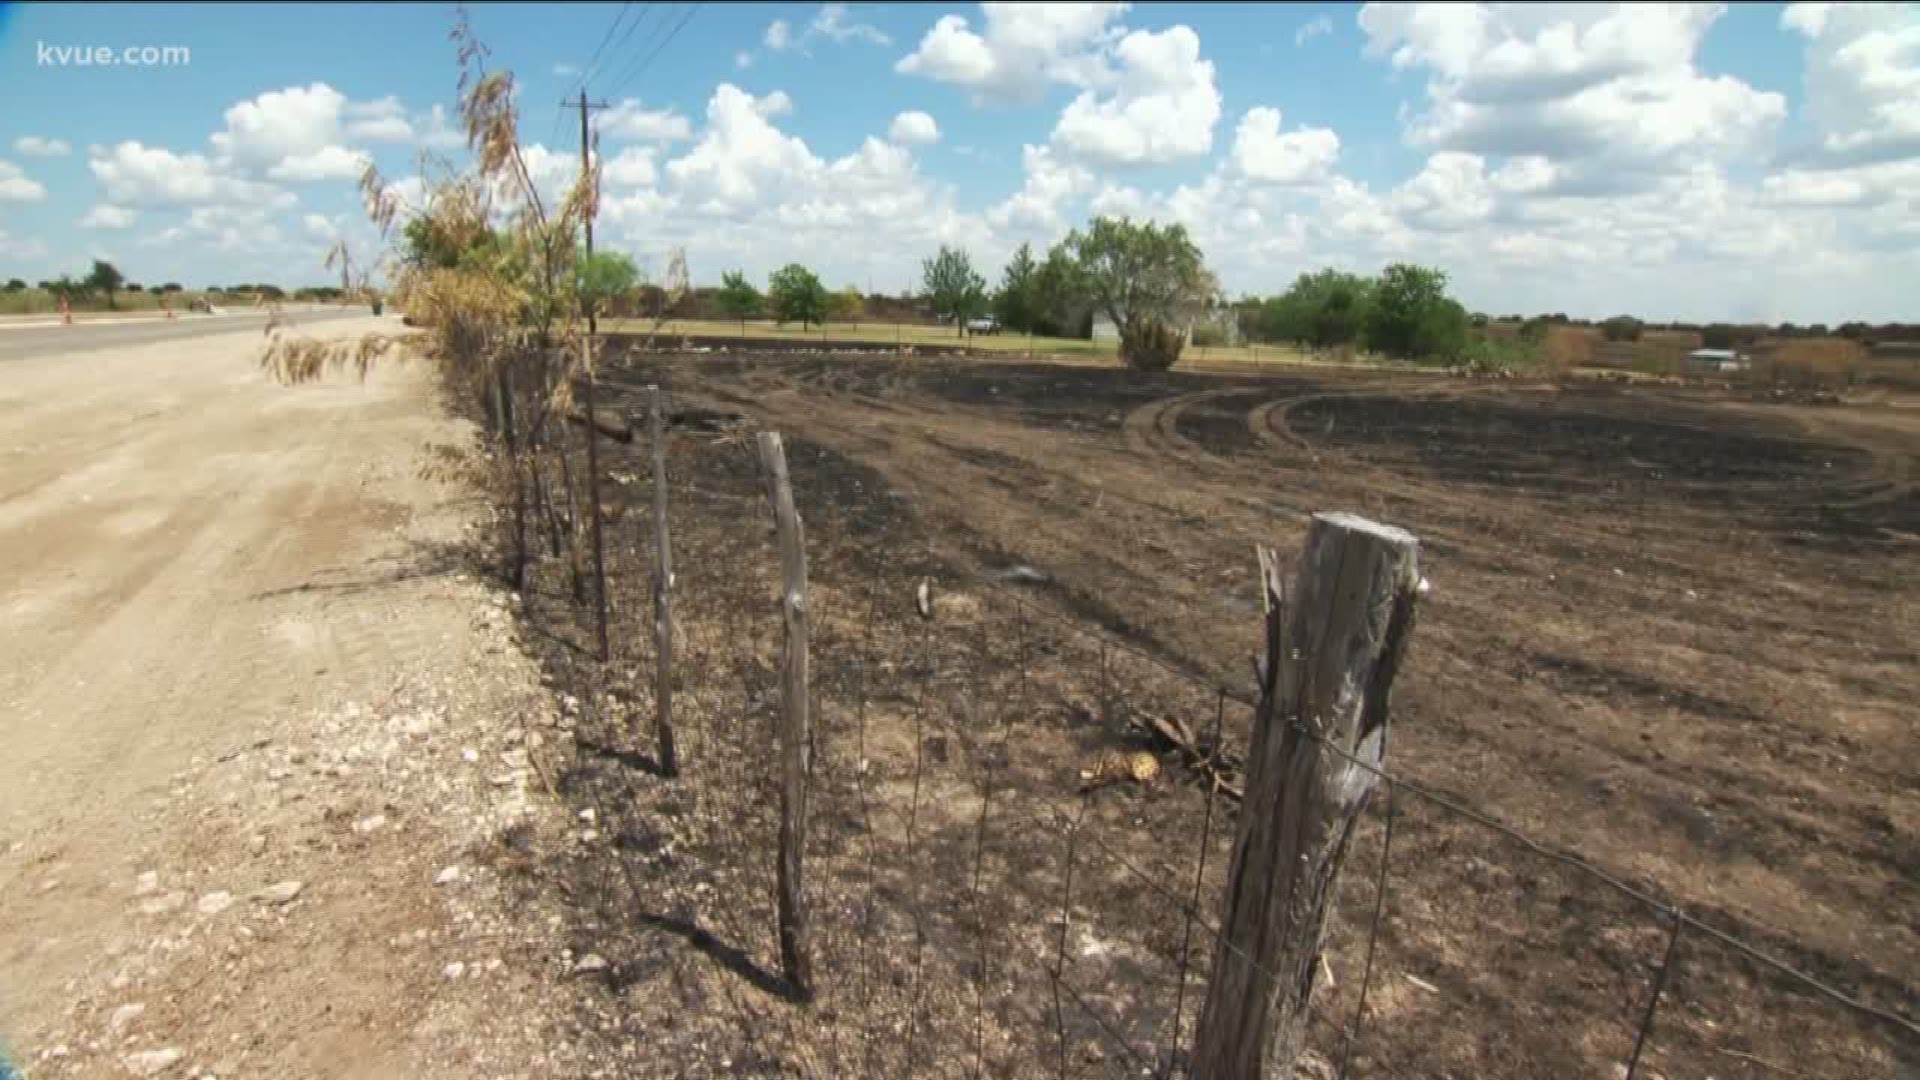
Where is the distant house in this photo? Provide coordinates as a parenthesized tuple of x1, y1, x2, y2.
(1090, 308, 1239, 345)
(1686, 348, 1748, 373)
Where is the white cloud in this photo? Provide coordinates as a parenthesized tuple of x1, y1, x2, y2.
(210, 83, 350, 172)
(985, 143, 1093, 234)
(764, 4, 889, 57)
(1358, 3, 1785, 187)
(603, 146, 658, 187)
(736, 50, 755, 70)
(1230, 106, 1339, 184)
(302, 212, 340, 240)
(13, 136, 71, 157)
(554, 62, 582, 78)
(344, 96, 414, 142)
(79, 204, 137, 230)
(417, 104, 465, 151)
(0, 228, 49, 261)
(1295, 15, 1334, 46)
(0, 160, 47, 201)
(756, 90, 795, 118)
(602, 98, 694, 142)
(89, 142, 295, 208)
(1780, 2, 1920, 166)
(665, 86, 820, 213)
(598, 85, 971, 291)
(268, 146, 369, 182)
(889, 110, 941, 145)
(897, 3, 1131, 103)
(1052, 25, 1221, 166)
(810, 2, 891, 46)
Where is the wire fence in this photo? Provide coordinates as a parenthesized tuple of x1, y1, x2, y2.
(513, 374, 1917, 1080)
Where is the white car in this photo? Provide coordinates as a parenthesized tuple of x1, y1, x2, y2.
(966, 316, 1000, 335)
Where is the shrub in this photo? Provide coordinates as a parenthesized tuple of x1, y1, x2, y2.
(1120, 320, 1183, 371)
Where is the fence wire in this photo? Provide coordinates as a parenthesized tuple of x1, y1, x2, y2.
(513, 378, 1915, 1080)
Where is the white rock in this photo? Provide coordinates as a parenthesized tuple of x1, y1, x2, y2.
(443, 961, 466, 980)
(578, 808, 596, 824)
(109, 1002, 147, 1033)
(133, 871, 160, 897)
(247, 834, 267, 856)
(124, 1048, 184, 1075)
(572, 953, 609, 975)
(434, 866, 461, 886)
(139, 890, 187, 916)
(353, 814, 387, 835)
(196, 891, 233, 915)
(256, 881, 304, 905)
(461, 748, 479, 764)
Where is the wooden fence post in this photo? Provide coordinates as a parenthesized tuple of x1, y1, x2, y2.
(1190, 512, 1422, 1080)
(648, 386, 679, 777)
(756, 431, 814, 1000)
(580, 335, 611, 661)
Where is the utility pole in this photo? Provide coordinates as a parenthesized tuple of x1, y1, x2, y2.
(574, 91, 613, 661)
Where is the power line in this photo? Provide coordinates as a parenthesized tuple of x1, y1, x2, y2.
(604, 1, 703, 102)
(586, 0, 661, 94)
(572, 1, 635, 97)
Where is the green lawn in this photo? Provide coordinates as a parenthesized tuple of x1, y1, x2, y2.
(603, 317, 1320, 367)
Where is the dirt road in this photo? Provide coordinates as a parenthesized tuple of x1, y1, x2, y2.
(0, 323, 585, 1077)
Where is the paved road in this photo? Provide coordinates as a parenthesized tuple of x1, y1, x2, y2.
(0, 308, 379, 363)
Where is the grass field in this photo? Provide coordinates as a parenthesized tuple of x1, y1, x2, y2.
(602, 316, 1322, 366)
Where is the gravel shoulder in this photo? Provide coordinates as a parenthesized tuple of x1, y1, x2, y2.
(0, 322, 587, 1078)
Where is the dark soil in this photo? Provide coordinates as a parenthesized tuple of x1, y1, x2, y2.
(504, 346, 1918, 1079)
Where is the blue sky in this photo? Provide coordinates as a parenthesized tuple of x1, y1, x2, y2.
(1, 2, 1916, 321)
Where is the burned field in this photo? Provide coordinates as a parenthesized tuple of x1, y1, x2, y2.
(506, 347, 1917, 1079)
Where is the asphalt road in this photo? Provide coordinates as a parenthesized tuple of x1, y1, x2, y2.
(0, 307, 380, 363)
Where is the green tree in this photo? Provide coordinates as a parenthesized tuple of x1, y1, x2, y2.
(1057, 216, 1213, 370)
(161, 282, 183, 293)
(85, 259, 126, 309)
(1366, 263, 1467, 361)
(922, 244, 987, 337)
(716, 269, 763, 331)
(1259, 269, 1372, 348)
(993, 241, 1041, 333)
(827, 285, 864, 324)
(1602, 315, 1643, 342)
(1031, 246, 1087, 337)
(4, 278, 25, 292)
(768, 263, 828, 328)
(575, 249, 640, 318)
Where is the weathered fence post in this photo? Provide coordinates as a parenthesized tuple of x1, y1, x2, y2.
(580, 335, 611, 660)
(1190, 512, 1422, 1080)
(648, 385, 679, 777)
(756, 431, 814, 1000)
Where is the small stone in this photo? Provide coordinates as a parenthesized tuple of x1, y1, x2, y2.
(140, 891, 187, 916)
(443, 961, 466, 980)
(109, 1002, 147, 1033)
(256, 881, 304, 905)
(196, 891, 233, 915)
(572, 953, 609, 975)
(461, 748, 479, 764)
(434, 866, 461, 886)
(247, 834, 267, 856)
(133, 871, 160, 897)
(124, 1048, 184, 1076)
(579, 830, 600, 843)
(578, 808, 596, 824)
(353, 814, 387, 835)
